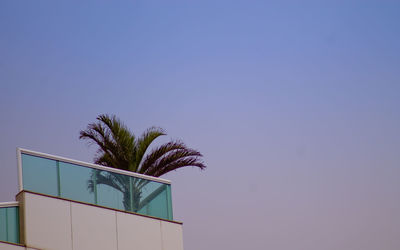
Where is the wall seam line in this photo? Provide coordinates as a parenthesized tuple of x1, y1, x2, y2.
(70, 202, 74, 250)
(115, 211, 119, 250)
(160, 221, 164, 250)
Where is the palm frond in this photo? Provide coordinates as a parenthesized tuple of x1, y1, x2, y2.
(138, 141, 188, 174)
(80, 120, 119, 168)
(152, 157, 206, 177)
(134, 127, 165, 172)
(99, 115, 136, 168)
(80, 114, 137, 171)
(140, 141, 206, 177)
(81, 114, 207, 177)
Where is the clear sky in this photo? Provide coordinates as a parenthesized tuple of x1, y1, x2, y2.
(1, 1, 400, 249)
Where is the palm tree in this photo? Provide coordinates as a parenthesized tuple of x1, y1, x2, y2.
(79, 114, 206, 212)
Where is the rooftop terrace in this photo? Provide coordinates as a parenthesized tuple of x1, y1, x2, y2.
(1, 148, 176, 245)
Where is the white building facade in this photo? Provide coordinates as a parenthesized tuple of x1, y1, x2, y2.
(0, 148, 184, 250)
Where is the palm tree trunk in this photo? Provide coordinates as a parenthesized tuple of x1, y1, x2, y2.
(122, 187, 141, 212)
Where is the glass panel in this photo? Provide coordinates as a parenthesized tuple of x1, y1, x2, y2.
(138, 188, 168, 219)
(0, 208, 6, 242)
(20, 151, 173, 220)
(6, 207, 19, 243)
(22, 154, 58, 196)
(131, 177, 150, 213)
(59, 162, 95, 204)
(0, 207, 19, 244)
(96, 171, 126, 211)
(135, 179, 171, 220)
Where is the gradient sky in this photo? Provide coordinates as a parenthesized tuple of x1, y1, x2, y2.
(1, 1, 400, 249)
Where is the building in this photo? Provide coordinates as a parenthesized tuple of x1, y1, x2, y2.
(0, 148, 184, 250)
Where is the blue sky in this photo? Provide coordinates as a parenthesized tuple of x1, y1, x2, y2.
(1, 1, 400, 249)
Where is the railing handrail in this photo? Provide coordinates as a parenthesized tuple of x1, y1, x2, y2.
(17, 148, 171, 186)
(0, 201, 19, 208)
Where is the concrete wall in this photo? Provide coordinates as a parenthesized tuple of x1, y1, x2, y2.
(17, 192, 183, 250)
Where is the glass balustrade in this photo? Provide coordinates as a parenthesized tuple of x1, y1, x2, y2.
(20, 153, 173, 220)
(0, 205, 19, 244)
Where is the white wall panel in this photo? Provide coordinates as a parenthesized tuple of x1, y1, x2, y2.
(19, 192, 184, 250)
(71, 203, 117, 250)
(117, 212, 162, 250)
(161, 221, 184, 250)
(23, 193, 72, 250)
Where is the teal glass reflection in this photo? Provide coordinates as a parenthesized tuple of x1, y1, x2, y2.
(130, 177, 150, 213)
(136, 180, 170, 220)
(0, 207, 19, 244)
(96, 171, 125, 211)
(20, 152, 173, 220)
(6, 207, 19, 243)
(59, 162, 95, 204)
(137, 188, 168, 219)
(166, 185, 173, 220)
(0, 208, 6, 242)
(22, 154, 58, 196)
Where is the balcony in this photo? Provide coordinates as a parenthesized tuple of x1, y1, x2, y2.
(18, 148, 174, 221)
